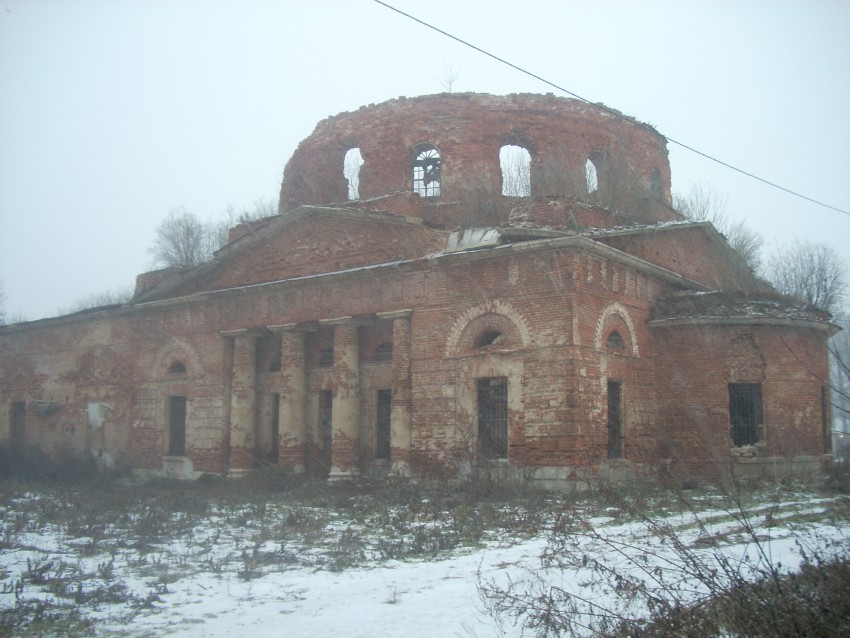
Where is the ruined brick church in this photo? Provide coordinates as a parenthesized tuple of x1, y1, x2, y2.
(0, 94, 835, 485)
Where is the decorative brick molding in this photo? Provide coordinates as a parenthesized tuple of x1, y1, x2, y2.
(445, 299, 533, 358)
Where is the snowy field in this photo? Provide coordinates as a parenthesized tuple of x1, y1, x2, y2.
(1, 478, 847, 637)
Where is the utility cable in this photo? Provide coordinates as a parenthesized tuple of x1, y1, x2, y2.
(373, 0, 850, 218)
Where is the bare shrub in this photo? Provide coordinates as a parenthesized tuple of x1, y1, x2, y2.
(478, 482, 850, 637)
(149, 206, 210, 269)
(767, 240, 847, 313)
(674, 183, 764, 274)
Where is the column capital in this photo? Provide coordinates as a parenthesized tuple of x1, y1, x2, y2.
(268, 321, 319, 334)
(377, 309, 413, 320)
(220, 328, 270, 338)
(320, 315, 374, 327)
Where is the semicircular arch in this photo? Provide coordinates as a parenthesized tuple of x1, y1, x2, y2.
(445, 300, 533, 358)
(153, 338, 204, 380)
(594, 302, 639, 357)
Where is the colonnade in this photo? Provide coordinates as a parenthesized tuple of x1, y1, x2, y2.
(222, 311, 412, 478)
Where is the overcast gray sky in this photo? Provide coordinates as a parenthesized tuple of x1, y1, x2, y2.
(2, 0, 848, 321)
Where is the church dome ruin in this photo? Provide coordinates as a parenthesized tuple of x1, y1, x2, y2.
(280, 93, 675, 229)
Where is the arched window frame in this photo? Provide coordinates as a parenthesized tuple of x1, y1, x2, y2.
(606, 330, 625, 350)
(499, 144, 531, 197)
(586, 157, 599, 194)
(344, 147, 364, 200)
(412, 144, 441, 197)
(168, 360, 187, 375)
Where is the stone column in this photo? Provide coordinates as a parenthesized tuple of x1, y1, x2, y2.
(274, 325, 307, 472)
(328, 319, 360, 479)
(380, 310, 413, 476)
(225, 330, 259, 474)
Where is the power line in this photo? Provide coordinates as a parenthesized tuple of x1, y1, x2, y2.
(373, 0, 850, 218)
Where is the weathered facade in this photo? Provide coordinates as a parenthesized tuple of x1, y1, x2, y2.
(0, 94, 835, 484)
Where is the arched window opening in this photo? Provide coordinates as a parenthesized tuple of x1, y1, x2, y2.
(344, 147, 364, 200)
(500, 145, 531, 197)
(475, 330, 503, 349)
(372, 342, 393, 362)
(168, 360, 187, 374)
(650, 167, 663, 200)
(606, 331, 625, 349)
(586, 158, 599, 194)
(412, 145, 441, 197)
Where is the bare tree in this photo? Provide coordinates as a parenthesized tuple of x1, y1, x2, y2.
(439, 63, 460, 93)
(150, 206, 211, 269)
(59, 287, 134, 315)
(766, 240, 847, 313)
(674, 184, 764, 274)
(211, 198, 278, 249)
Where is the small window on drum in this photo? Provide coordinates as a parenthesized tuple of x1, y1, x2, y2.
(412, 145, 441, 197)
(606, 331, 625, 349)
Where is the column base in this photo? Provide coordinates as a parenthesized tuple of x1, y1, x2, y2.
(328, 467, 361, 481)
(391, 460, 412, 478)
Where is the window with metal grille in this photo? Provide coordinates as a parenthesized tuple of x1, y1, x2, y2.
(376, 389, 392, 460)
(270, 393, 280, 462)
(607, 380, 623, 459)
(168, 396, 187, 456)
(478, 377, 508, 459)
(412, 145, 441, 197)
(728, 383, 763, 446)
(11, 401, 26, 441)
(318, 390, 333, 450)
(822, 385, 832, 453)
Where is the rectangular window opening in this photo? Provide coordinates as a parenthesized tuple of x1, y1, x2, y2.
(270, 393, 280, 463)
(822, 385, 832, 454)
(318, 390, 333, 451)
(478, 377, 508, 459)
(607, 380, 623, 459)
(168, 396, 187, 456)
(376, 389, 392, 460)
(729, 383, 763, 447)
(11, 401, 26, 442)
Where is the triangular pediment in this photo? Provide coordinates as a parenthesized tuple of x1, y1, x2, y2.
(134, 206, 447, 302)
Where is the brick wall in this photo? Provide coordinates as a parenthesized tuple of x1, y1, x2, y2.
(280, 93, 673, 227)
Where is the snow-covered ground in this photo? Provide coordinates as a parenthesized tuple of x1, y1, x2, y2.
(1, 484, 846, 637)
